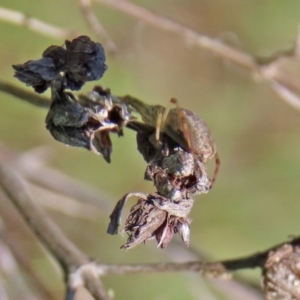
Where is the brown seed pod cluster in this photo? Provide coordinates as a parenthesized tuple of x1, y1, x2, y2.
(46, 80, 131, 163)
(12, 35, 219, 250)
(108, 97, 218, 249)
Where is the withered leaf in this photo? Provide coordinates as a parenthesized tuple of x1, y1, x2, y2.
(46, 79, 130, 162)
(13, 35, 107, 92)
(64, 35, 107, 90)
(13, 57, 56, 93)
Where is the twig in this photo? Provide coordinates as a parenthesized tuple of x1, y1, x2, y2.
(0, 143, 113, 213)
(267, 80, 300, 111)
(0, 6, 79, 39)
(94, 238, 299, 277)
(0, 81, 50, 108)
(166, 242, 264, 300)
(95, 0, 300, 112)
(87, 236, 299, 279)
(0, 238, 35, 300)
(0, 162, 86, 271)
(95, 0, 256, 69)
(98, 261, 231, 278)
(79, 0, 117, 53)
(0, 230, 55, 300)
(30, 183, 105, 220)
(0, 160, 111, 300)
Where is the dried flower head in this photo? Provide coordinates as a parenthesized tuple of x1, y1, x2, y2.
(46, 80, 131, 162)
(262, 244, 300, 300)
(13, 35, 107, 92)
(108, 192, 193, 249)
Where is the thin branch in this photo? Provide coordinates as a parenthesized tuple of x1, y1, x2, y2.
(79, 0, 117, 53)
(0, 6, 79, 39)
(166, 242, 264, 300)
(0, 160, 111, 300)
(2, 2, 300, 111)
(94, 238, 299, 277)
(0, 161, 87, 270)
(95, 0, 300, 112)
(267, 80, 300, 111)
(95, 0, 257, 70)
(0, 81, 50, 108)
(0, 238, 35, 300)
(0, 144, 113, 213)
(98, 261, 232, 278)
(30, 183, 104, 220)
(0, 230, 55, 300)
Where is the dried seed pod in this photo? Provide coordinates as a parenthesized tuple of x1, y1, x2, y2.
(46, 80, 131, 162)
(262, 244, 300, 300)
(13, 35, 107, 92)
(107, 192, 194, 249)
(121, 197, 167, 250)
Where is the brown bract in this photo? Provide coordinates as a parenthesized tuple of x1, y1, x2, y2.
(108, 193, 193, 249)
(46, 80, 131, 163)
(108, 119, 210, 249)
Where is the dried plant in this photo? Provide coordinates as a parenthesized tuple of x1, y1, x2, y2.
(1, 2, 300, 299)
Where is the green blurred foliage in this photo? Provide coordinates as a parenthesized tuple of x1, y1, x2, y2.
(1, 0, 300, 299)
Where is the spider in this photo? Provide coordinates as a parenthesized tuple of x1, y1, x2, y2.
(120, 95, 220, 188)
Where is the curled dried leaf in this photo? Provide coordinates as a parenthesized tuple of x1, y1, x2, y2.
(13, 35, 107, 92)
(108, 192, 193, 249)
(64, 35, 107, 90)
(46, 79, 131, 162)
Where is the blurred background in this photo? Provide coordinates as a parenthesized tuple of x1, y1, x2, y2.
(1, 0, 300, 299)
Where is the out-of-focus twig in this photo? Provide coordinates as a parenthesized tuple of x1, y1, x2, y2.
(266, 80, 300, 111)
(79, 0, 117, 53)
(95, 0, 255, 69)
(166, 241, 264, 300)
(0, 229, 55, 300)
(0, 143, 113, 213)
(0, 81, 50, 108)
(0, 161, 111, 300)
(95, 0, 300, 112)
(0, 6, 79, 39)
(30, 184, 104, 220)
(0, 237, 37, 300)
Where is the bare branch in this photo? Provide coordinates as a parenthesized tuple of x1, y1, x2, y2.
(0, 81, 50, 108)
(95, 0, 257, 69)
(79, 0, 117, 53)
(95, 0, 300, 112)
(98, 261, 232, 278)
(0, 235, 36, 300)
(3, 2, 300, 112)
(0, 229, 55, 300)
(30, 183, 105, 220)
(89, 238, 300, 281)
(267, 80, 300, 111)
(0, 160, 111, 300)
(0, 6, 79, 39)
(0, 144, 113, 213)
(0, 161, 87, 270)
